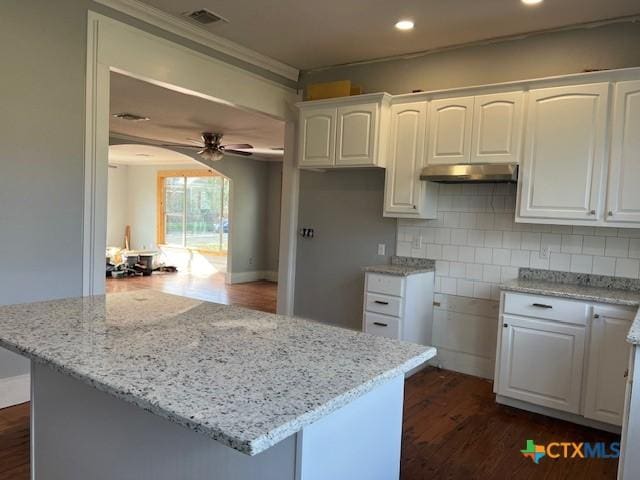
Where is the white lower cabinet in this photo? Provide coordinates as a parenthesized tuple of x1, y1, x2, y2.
(584, 305, 634, 425)
(498, 314, 585, 413)
(362, 271, 434, 345)
(496, 291, 636, 427)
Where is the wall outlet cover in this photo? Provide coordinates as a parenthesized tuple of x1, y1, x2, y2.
(377, 244, 386, 256)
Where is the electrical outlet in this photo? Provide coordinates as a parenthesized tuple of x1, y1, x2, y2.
(377, 244, 386, 256)
(412, 236, 422, 249)
(540, 246, 551, 259)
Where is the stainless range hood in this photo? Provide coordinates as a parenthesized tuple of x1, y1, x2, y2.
(420, 163, 518, 183)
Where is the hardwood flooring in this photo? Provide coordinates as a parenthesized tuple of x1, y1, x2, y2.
(0, 368, 619, 479)
(105, 271, 277, 313)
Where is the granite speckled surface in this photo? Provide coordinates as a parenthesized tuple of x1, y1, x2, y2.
(0, 290, 436, 455)
(363, 256, 435, 276)
(501, 268, 640, 345)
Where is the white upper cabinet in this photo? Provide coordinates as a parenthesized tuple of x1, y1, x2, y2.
(584, 305, 634, 426)
(299, 107, 336, 167)
(335, 103, 377, 166)
(426, 96, 474, 165)
(606, 80, 640, 225)
(471, 92, 524, 164)
(518, 83, 609, 222)
(297, 94, 390, 169)
(384, 102, 438, 219)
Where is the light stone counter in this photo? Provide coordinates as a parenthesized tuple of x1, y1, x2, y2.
(0, 289, 436, 456)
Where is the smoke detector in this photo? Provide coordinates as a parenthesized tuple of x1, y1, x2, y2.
(184, 9, 228, 25)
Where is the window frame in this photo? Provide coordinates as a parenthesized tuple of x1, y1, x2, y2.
(156, 169, 229, 254)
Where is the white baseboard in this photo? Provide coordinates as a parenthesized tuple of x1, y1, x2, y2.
(228, 270, 279, 284)
(0, 373, 30, 409)
(429, 348, 494, 379)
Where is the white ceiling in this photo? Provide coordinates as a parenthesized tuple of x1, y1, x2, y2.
(109, 72, 286, 161)
(138, 0, 640, 70)
(109, 144, 199, 166)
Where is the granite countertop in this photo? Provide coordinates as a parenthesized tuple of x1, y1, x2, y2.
(500, 278, 640, 345)
(0, 290, 436, 456)
(362, 264, 435, 276)
(363, 256, 435, 277)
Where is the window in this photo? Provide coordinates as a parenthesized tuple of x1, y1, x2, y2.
(158, 170, 229, 253)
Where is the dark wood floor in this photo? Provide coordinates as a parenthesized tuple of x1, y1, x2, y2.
(105, 271, 278, 313)
(0, 368, 619, 480)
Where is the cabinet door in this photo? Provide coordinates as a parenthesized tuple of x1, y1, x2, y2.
(384, 102, 426, 215)
(498, 314, 586, 413)
(426, 96, 474, 165)
(335, 103, 377, 166)
(606, 80, 640, 224)
(471, 92, 524, 164)
(518, 83, 609, 221)
(584, 306, 634, 426)
(299, 107, 336, 167)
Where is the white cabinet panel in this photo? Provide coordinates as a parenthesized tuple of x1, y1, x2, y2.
(518, 83, 609, 222)
(384, 102, 437, 218)
(498, 314, 586, 413)
(335, 103, 377, 166)
(606, 80, 640, 225)
(299, 107, 336, 167)
(426, 97, 474, 165)
(584, 306, 634, 426)
(471, 92, 524, 164)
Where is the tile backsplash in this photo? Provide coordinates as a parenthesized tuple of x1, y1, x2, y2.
(397, 183, 640, 301)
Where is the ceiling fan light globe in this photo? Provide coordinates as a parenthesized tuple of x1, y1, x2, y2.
(198, 148, 224, 162)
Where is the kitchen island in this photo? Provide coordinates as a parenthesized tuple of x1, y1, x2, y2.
(0, 290, 436, 480)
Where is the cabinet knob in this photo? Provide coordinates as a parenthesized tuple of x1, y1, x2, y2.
(593, 314, 600, 319)
(608, 211, 614, 217)
(589, 210, 596, 215)
(503, 323, 508, 328)
(412, 205, 417, 209)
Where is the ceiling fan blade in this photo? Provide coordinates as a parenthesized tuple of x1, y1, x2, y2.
(222, 143, 253, 150)
(160, 144, 202, 149)
(224, 149, 253, 156)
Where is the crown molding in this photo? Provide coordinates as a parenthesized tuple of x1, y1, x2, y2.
(94, 0, 300, 82)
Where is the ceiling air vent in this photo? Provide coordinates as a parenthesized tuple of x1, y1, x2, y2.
(184, 9, 228, 25)
(112, 113, 150, 122)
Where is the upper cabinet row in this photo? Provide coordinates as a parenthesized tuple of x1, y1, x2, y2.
(297, 73, 640, 226)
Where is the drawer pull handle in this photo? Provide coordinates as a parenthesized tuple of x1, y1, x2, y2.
(373, 322, 388, 327)
(532, 303, 553, 309)
(374, 300, 389, 305)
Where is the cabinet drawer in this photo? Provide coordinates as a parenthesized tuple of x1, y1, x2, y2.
(366, 273, 404, 297)
(503, 292, 589, 325)
(365, 293, 403, 317)
(364, 313, 400, 340)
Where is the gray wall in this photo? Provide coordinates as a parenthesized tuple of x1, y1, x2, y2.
(0, 0, 290, 381)
(301, 22, 640, 95)
(266, 163, 283, 273)
(294, 169, 397, 331)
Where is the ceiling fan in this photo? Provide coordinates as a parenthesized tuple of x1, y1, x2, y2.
(162, 132, 253, 161)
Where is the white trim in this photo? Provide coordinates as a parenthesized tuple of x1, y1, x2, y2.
(83, 12, 298, 310)
(277, 121, 300, 315)
(0, 373, 30, 409)
(228, 271, 278, 284)
(94, 0, 299, 82)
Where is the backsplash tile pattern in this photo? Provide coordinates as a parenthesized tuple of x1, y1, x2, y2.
(397, 183, 640, 301)
(398, 183, 640, 378)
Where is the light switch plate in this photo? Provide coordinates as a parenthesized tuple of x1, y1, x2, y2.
(412, 236, 422, 249)
(377, 244, 386, 256)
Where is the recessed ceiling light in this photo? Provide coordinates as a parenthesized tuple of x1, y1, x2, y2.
(521, 0, 543, 5)
(395, 20, 414, 31)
